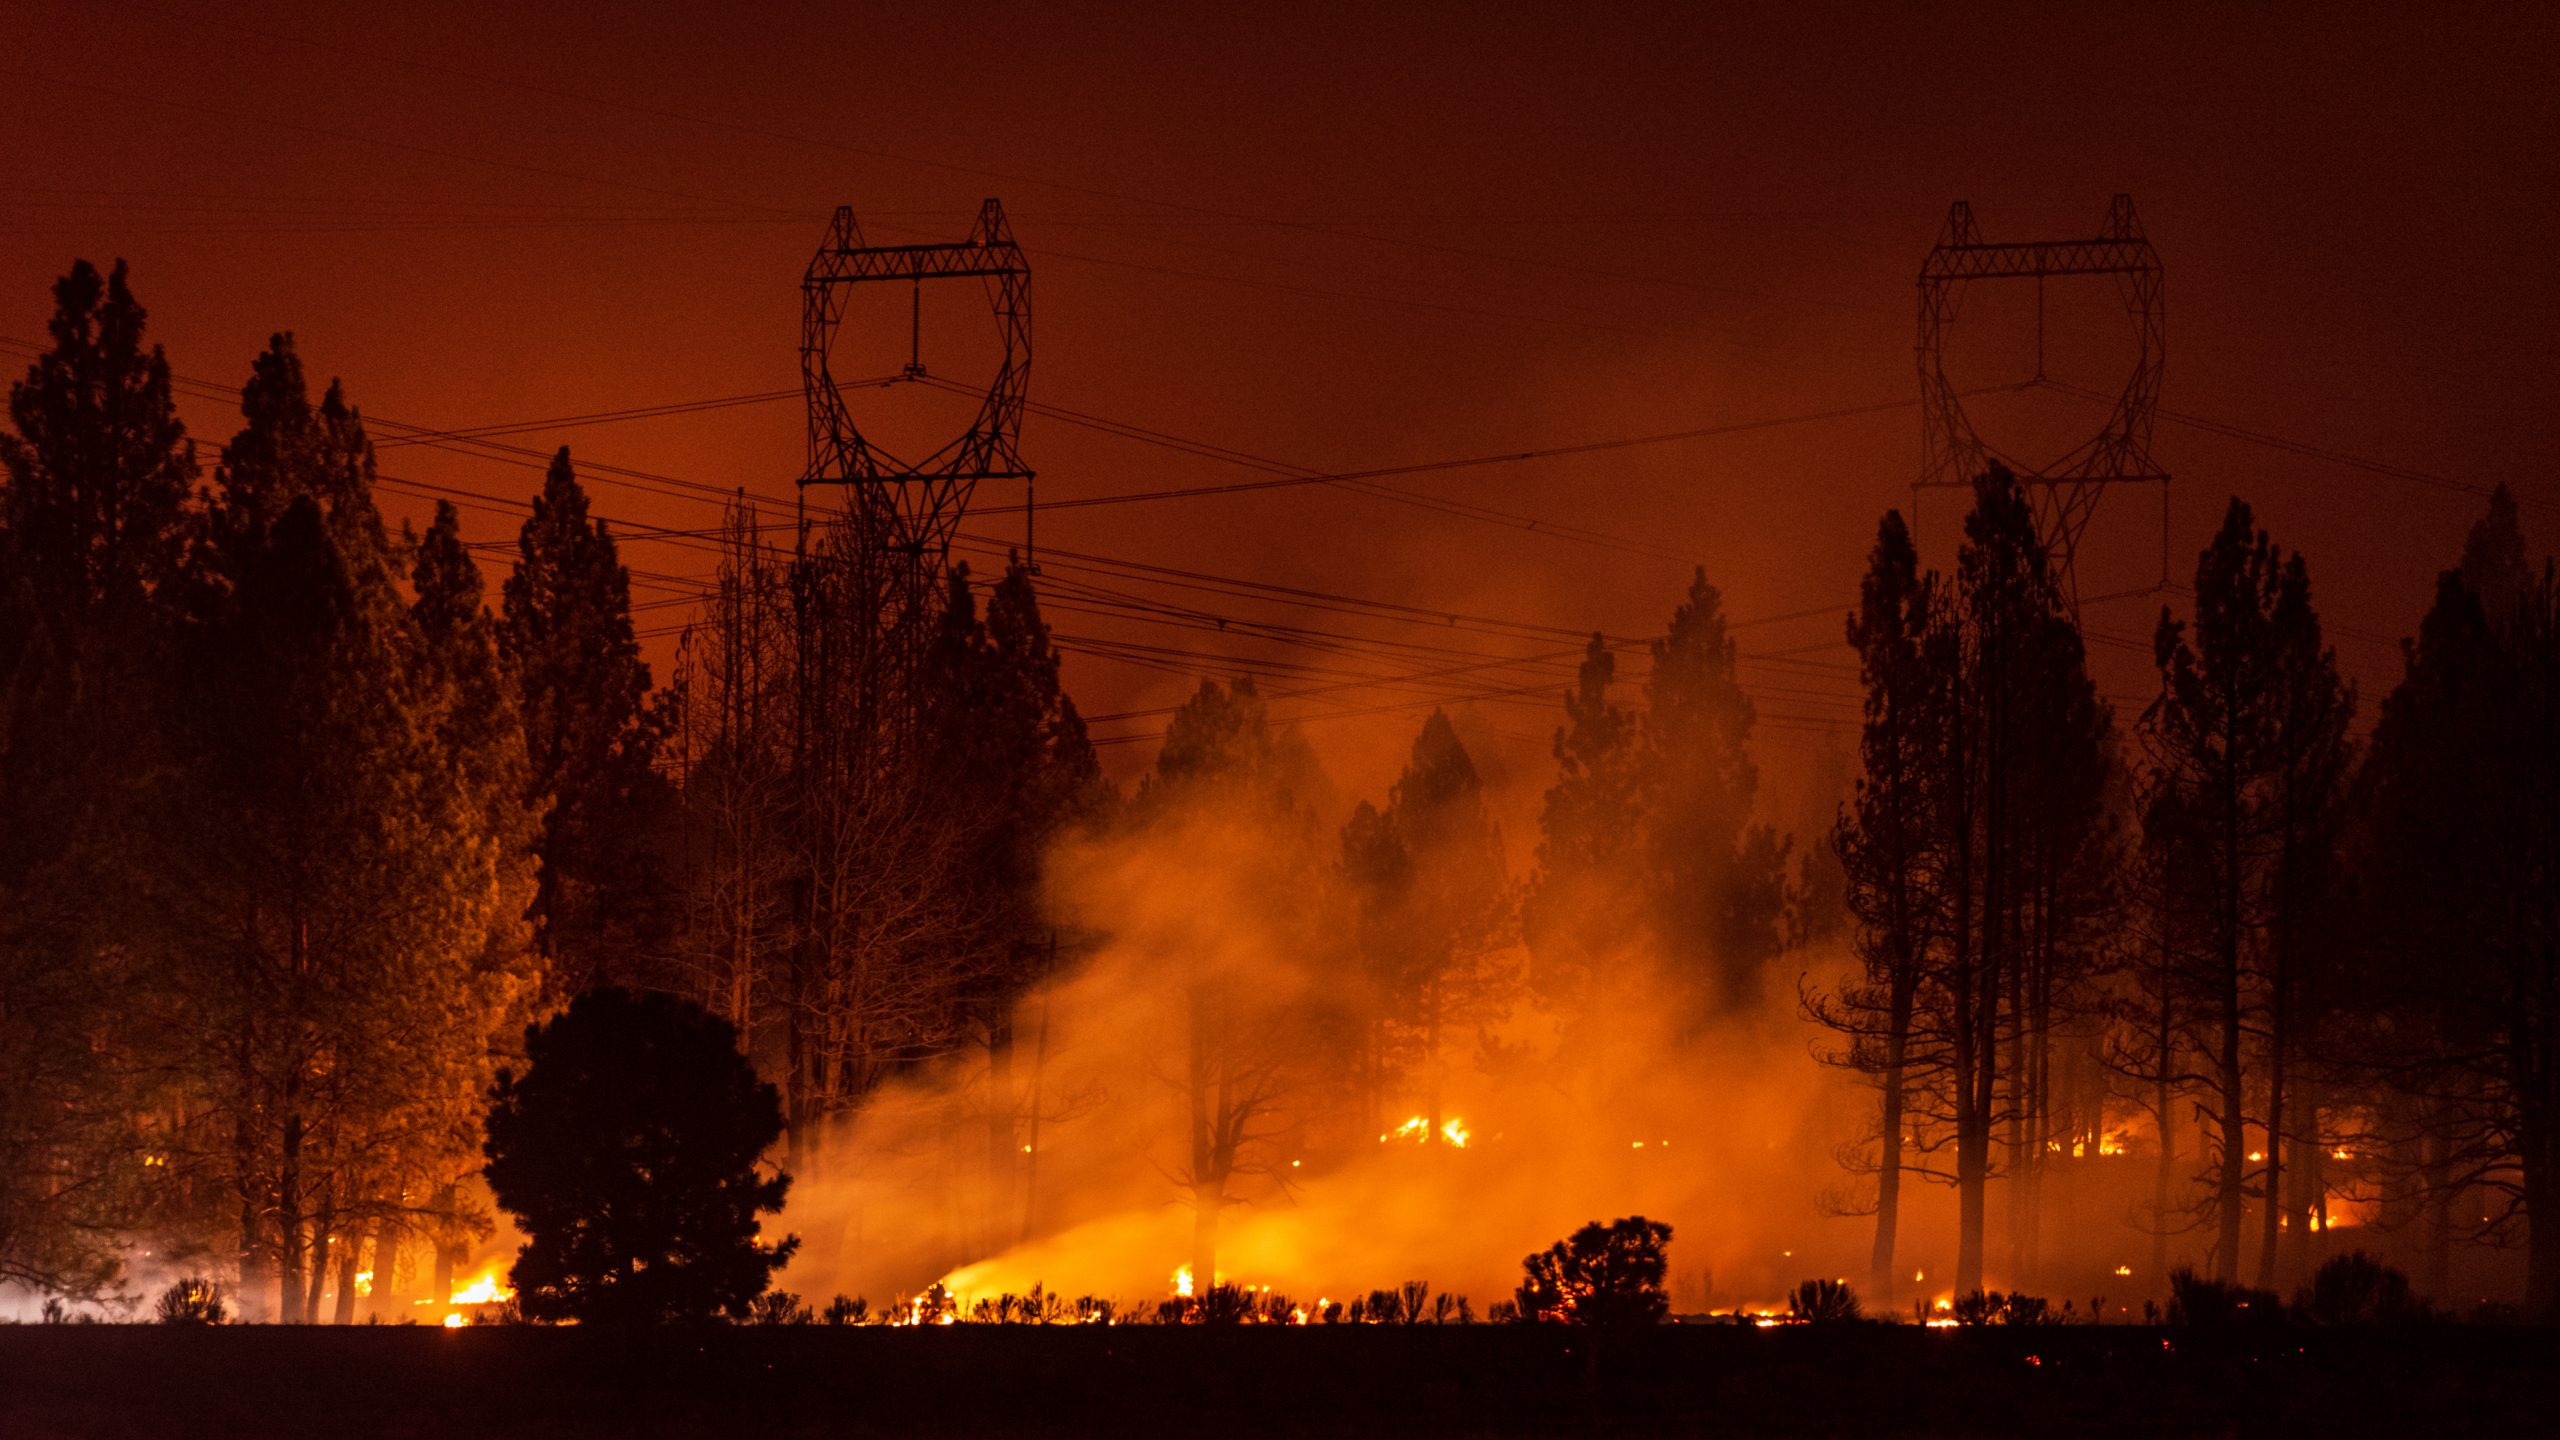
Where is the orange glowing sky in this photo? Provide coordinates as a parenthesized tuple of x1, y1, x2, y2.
(5, 1, 2554, 813)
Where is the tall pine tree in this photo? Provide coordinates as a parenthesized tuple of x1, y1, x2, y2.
(501, 447, 670, 999)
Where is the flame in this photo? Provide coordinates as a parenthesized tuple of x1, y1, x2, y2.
(353, 1270, 374, 1298)
(441, 1312, 464, 1329)
(449, 1267, 513, 1307)
(1173, 1265, 1195, 1298)
(2114, 1264, 2133, 1276)
(1375, 1115, 1472, 1148)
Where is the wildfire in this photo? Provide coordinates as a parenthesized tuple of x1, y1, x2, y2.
(1173, 1265, 1195, 1299)
(449, 1269, 513, 1307)
(2114, 1264, 2133, 1276)
(353, 1270, 374, 1298)
(1377, 1115, 1471, 1148)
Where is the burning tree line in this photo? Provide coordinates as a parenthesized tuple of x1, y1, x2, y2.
(2, 261, 2554, 1324)
(1809, 470, 2560, 1318)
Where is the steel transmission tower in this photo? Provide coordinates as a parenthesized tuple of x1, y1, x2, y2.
(1915, 194, 2166, 600)
(796, 198, 1033, 722)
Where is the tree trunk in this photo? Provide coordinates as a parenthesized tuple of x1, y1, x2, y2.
(333, 1228, 362, 1325)
(367, 1222, 402, 1323)
(984, 1009, 1017, 1255)
(1871, 1025, 1907, 1306)
(276, 1108, 304, 1324)
(303, 1214, 332, 1324)
(2150, 920, 2176, 1290)
(431, 1182, 458, 1307)
(1190, 1180, 1221, 1307)
(234, 1110, 269, 1325)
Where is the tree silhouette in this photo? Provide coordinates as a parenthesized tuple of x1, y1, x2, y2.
(1809, 510, 1950, 1307)
(1515, 1215, 1672, 1326)
(1523, 634, 1647, 1081)
(0, 259, 192, 1296)
(1128, 677, 1326, 1294)
(918, 557, 1104, 1226)
(501, 448, 671, 999)
(2141, 497, 2350, 1284)
(1339, 711, 1514, 1138)
(1642, 568, 1790, 1018)
(2351, 487, 2560, 1317)
(484, 988, 797, 1325)
(159, 338, 529, 1321)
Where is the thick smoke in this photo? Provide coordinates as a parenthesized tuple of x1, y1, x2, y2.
(775, 788, 1894, 1316)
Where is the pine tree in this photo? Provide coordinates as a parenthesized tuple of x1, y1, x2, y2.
(0, 259, 194, 1295)
(2352, 491, 2560, 1316)
(501, 447, 671, 998)
(1339, 711, 1514, 1140)
(1522, 634, 1645, 1037)
(1126, 678, 1326, 1294)
(1641, 569, 1790, 1019)
(917, 557, 1105, 1236)
(1807, 510, 1951, 1306)
(1901, 467, 2116, 1295)
(157, 338, 531, 1320)
(2142, 497, 2349, 1284)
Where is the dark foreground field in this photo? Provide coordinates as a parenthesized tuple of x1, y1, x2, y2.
(3, 1323, 2549, 1439)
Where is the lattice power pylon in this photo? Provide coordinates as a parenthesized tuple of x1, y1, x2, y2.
(1916, 194, 2165, 600)
(798, 198, 1033, 669)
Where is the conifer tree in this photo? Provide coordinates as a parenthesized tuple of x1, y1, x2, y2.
(0, 259, 194, 1295)
(1807, 510, 1951, 1306)
(1641, 568, 1790, 1018)
(1523, 634, 1645, 1035)
(158, 339, 530, 1321)
(501, 447, 670, 998)
(2352, 490, 2560, 1317)
(2141, 497, 2349, 1284)
(917, 558, 1104, 1225)
(1126, 677, 1326, 1294)
(1339, 711, 1514, 1139)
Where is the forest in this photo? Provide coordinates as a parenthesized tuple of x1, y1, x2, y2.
(2, 257, 2556, 1333)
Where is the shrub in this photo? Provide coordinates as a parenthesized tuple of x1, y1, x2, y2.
(1196, 1283, 1254, 1325)
(749, 1291, 814, 1325)
(482, 989, 798, 1325)
(822, 1295, 866, 1325)
(1787, 1278, 1862, 1324)
(155, 1278, 226, 1325)
(1515, 1215, 1673, 1326)
(1951, 1289, 2003, 1326)
(2167, 1268, 2284, 1328)
(2298, 1252, 2425, 1325)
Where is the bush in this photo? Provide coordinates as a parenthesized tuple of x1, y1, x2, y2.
(154, 1278, 226, 1325)
(2298, 1252, 2425, 1325)
(1196, 1282, 1254, 1325)
(482, 989, 798, 1325)
(1948, 1289, 2058, 1326)
(822, 1295, 866, 1326)
(1787, 1278, 1862, 1324)
(1514, 1215, 1672, 1327)
(2167, 1268, 2284, 1328)
(748, 1291, 813, 1325)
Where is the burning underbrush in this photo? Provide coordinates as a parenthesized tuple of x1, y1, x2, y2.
(770, 810, 1888, 1320)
